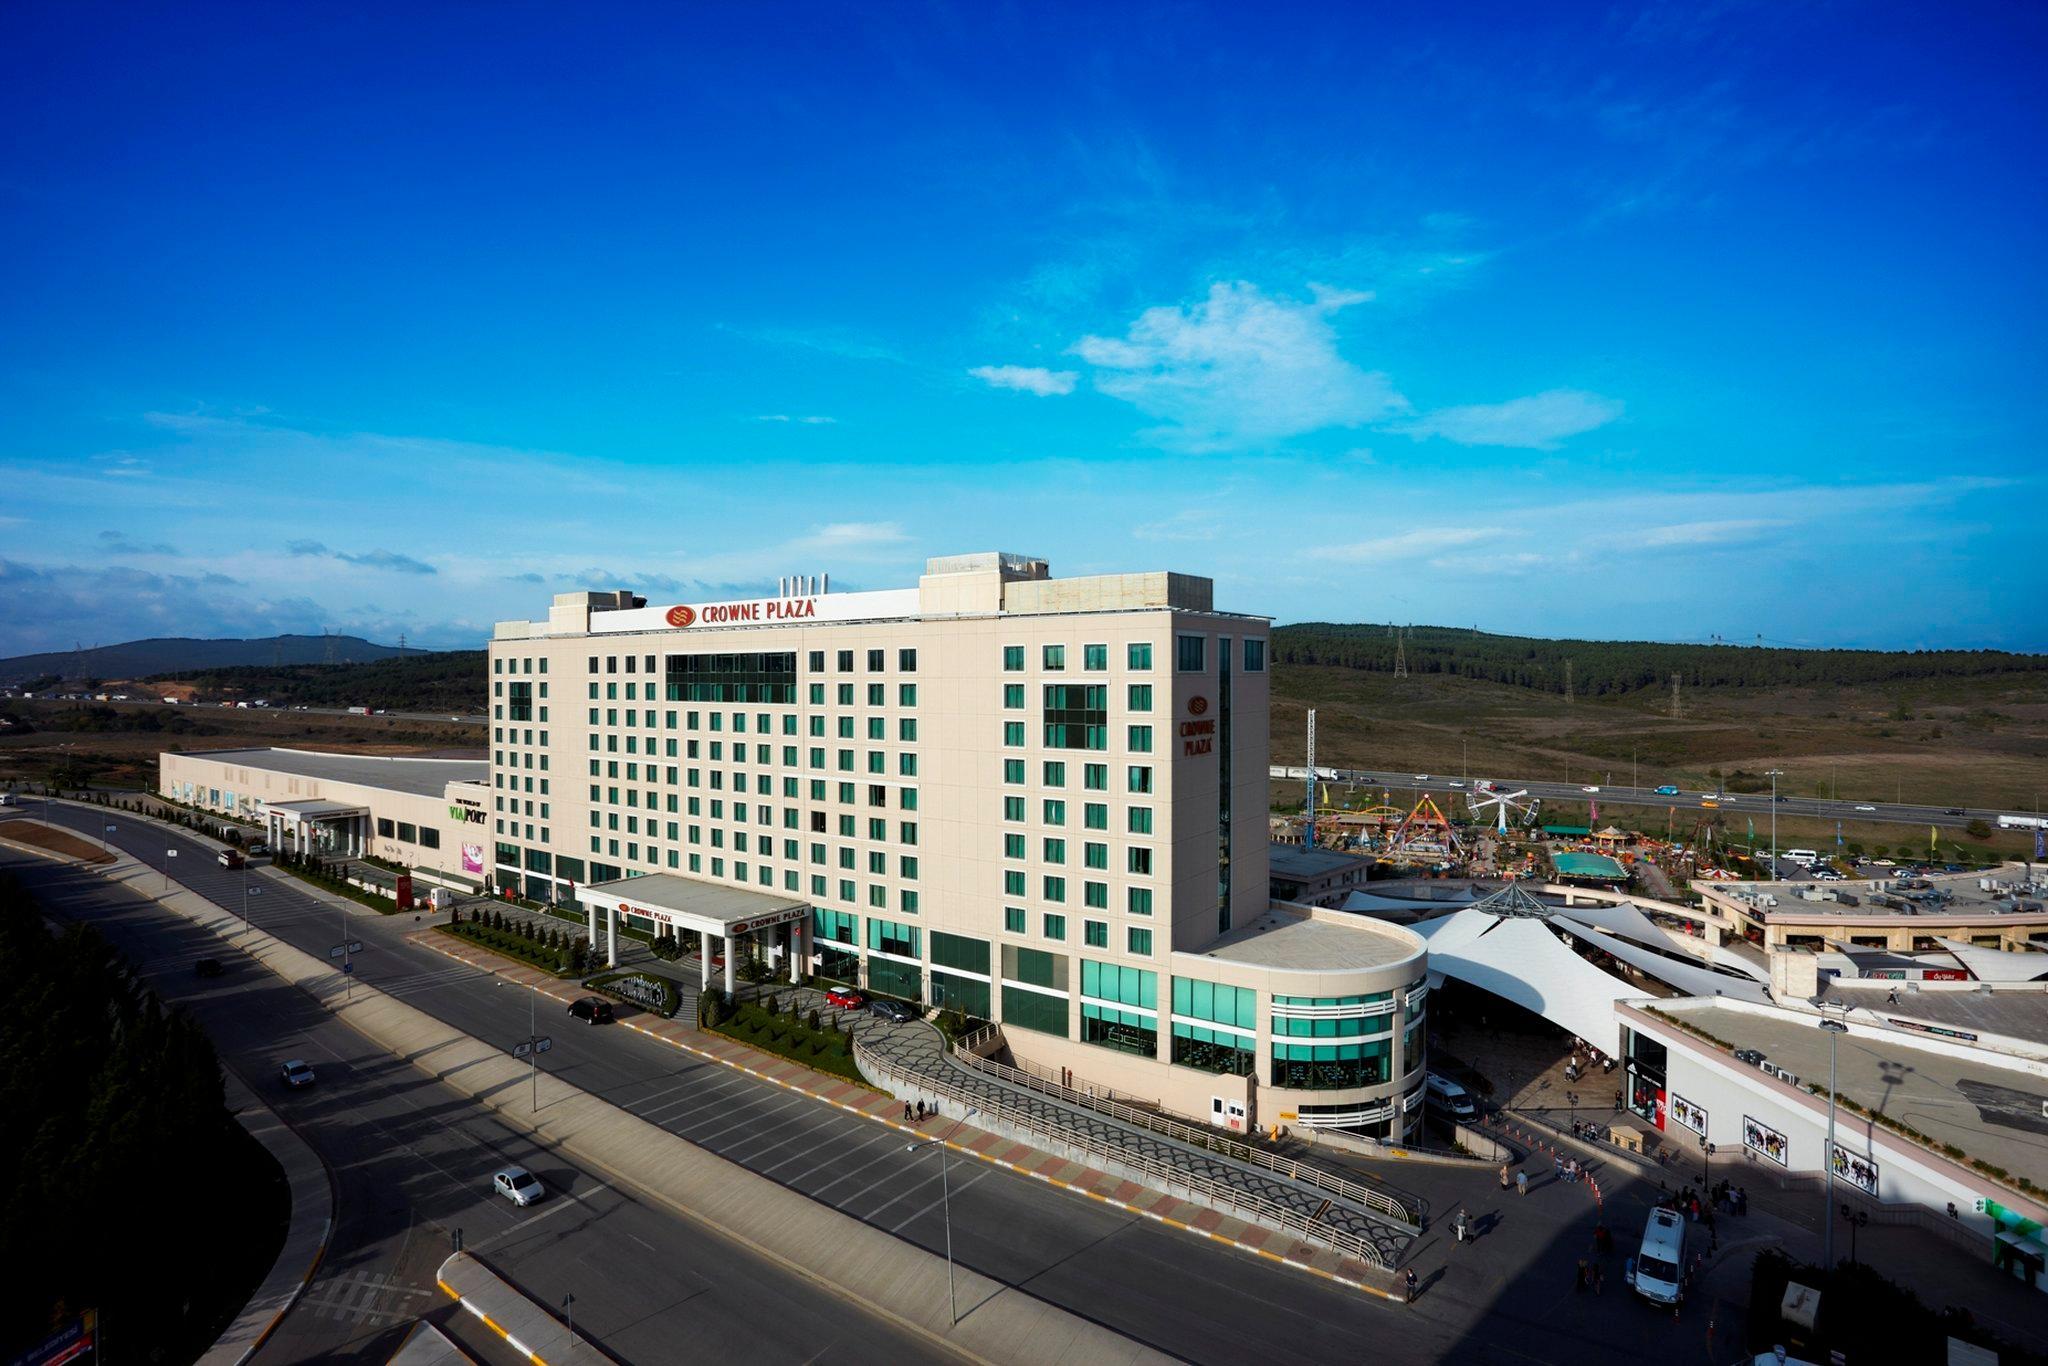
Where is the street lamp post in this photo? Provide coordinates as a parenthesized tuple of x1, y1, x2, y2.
(501, 981, 545, 1113)
(1819, 1013, 1850, 1268)
(907, 1106, 978, 1326)
(1698, 1133, 1715, 1195)
(563, 1292, 576, 1351)
(1767, 768, 1785, 875)
(1838, 1203, 1868, 1268)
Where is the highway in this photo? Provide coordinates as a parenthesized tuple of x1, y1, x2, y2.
(8, 799, 1471, 1365)
(1270, 765, 2026, 831)
(2, 845, 943, 1366)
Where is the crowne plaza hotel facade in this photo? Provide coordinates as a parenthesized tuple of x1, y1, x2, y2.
(490, 552, 1428, 1136)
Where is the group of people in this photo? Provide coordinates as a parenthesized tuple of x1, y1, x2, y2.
(1554, 1153, 1587, 1184)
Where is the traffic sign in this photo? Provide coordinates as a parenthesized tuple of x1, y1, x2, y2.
(166, 849, 177, 857)
(326, 940, 364, 958)
(105, 824, 116, 833)
(512, 1036, 555, 1059)
(342, 961, 354, 975)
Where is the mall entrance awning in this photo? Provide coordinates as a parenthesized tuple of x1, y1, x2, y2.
(259, 799, 370, 857)
(576, 874, 809, 986)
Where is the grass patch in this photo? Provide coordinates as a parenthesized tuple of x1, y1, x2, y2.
(436, 919, 582, 976)
(707, 995, 863, 1082)
(585, 969, 681, 1018)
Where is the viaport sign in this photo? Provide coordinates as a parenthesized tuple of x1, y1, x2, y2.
(448, 803, 487, 824)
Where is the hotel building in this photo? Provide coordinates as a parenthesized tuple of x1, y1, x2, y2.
(488, 552, 1427, 1135)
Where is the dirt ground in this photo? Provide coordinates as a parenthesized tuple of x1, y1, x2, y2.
(0, 700, 479, 791)
(0, 819, 116, 863)
(1272, 663, 2048, 815)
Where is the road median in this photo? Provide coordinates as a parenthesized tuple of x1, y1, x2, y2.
(77, 837, 1169, 1366)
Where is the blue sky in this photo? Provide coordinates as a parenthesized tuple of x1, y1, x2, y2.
(2, 2, 2043, 656)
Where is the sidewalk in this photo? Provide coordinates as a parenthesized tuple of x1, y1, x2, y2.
(196, 1063, 339, 1365)
(419, 930, 1411, 1297)
(437, 1252, 599, 1365)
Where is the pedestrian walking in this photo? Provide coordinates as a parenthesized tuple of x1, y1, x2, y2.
(1499, 1162, 1511, 1192)
(1405, 1268, 1418, 1304)
(1517, 1170, 1528, 1197)
(1453, 1208, 1469, 1244)
(904, 1102, 913, 1122)
(1554, 1155, 1564, 1183)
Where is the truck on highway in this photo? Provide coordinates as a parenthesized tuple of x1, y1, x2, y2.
(1998, 814, 2048, 830)
(346, 705, 371, 716)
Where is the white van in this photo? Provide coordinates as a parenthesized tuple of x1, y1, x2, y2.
(1629, 1207, 1688, 1305)
(1424, 1073, 1477, 1121)
(1783, 849, 1819, 866)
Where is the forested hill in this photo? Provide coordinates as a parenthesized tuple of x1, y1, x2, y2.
(1272, 624, 2048, 698)
(146, 650, 487, 713)
(0, 633, 405, 684)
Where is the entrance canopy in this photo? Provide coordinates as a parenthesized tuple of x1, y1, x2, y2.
(262, 798, 369, 821)
(259, 798, 371, 858)
(578, 873, 806, 938)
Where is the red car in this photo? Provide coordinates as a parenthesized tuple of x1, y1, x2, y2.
(825, 986, 866, 1010)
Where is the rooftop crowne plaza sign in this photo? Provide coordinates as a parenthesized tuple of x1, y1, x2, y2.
(667, 597, 818, 626)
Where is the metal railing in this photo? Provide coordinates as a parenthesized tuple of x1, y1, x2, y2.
(945, 1029, 1416, 1229)
(858, 1033, 1396, 1272)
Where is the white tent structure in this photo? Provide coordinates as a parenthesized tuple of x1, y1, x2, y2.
(1932, 937, 2048, 984)
(1406, 880, 1770, 1051)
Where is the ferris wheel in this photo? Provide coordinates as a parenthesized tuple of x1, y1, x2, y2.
(1468, 786, 1539, 833)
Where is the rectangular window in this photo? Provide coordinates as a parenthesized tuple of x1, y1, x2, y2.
(1042, 913, 1066, 940)
(866, 648, 884, 672)
(898, 648, 917, 672)
(1004, 759, 1026, 784)
(1042, 683, 1108, 750)
(1176, 634, 1205, 672)
(1084, 920, 1108, 948)
(1082, 643, 1108, 671)
(1042, 799, 1065, 826)
(1042, 644, 1065, 671)
(1083, 763, 1107, 791)
(1003, 795, 1025, 821)
(1128, 766, 1152, 794)
(1084, 842, 1108, 869)
(1127, 725, 1152, 753)
(1083, 881, 1108, 910)
(1042, 837, 1065, 864)
(1127, 642, 1153, 670)
(1084, 804, 1108, 831)
(1004, 721, 1026, 747)
(1003, 683, 1025, 709)
(1128, 927, 1153, 956)
(1128, 806, 1153, 834)
(1004, 906, 1026, 934)
(1002, 645, 1025, 672)
(1128, 887, 1153, 916)
(899, 683, 917, 706)
(1042, 760, 1065, 787)
(1043, 875, 1065, 903)
(1127, 683, 1152, 712)
(1244, 639, 1266, 672)
(1004, 832, 1026, 859)
(1128, 847, 1152, 875)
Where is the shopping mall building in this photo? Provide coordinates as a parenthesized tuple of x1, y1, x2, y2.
(486, 552, 1429, 1136)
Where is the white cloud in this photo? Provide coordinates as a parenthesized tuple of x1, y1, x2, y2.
(792, 522, 909, 554)
(755, 414, 839, 425)
(1311, 526, 1501, 563)
(1073, 282, 1408, 450)
(1638, 517, 1789, 548)
(968, 365, 1078, 397)
(1391, 389, 1624, 450)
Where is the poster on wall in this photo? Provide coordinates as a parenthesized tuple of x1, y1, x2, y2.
(1829, 1142, 1879, 1195)
(1671, 1094, 1708, 1137)
(461, 843, 485, 875)
(1743, 1115, 1789, 1166)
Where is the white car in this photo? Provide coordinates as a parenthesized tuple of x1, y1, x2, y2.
(1582, 785, 1601, 794)
(493, 1166, 544, 1207)
(1854, 805, 1876, 812)
(279, 1059, 316, 1089)
(1412, 774, 1430, 781)
(1448, 780, 1466, 788)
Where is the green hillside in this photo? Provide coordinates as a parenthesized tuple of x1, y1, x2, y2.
(1274, 623, 2047, 699)
(147, 651, 487, 713)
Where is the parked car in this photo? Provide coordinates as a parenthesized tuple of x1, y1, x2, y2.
(1732, 1049, 1766, 1067)
(1654, 785, 1680, 796)
(218, 848, 244, 868)
(824, 985, 867, 1010)
(567, 996, 615, 1025)
(248, 841, 270, 856)
(195, 957, 224, 978)
(279, 1059, 316, 1088)
(868, 998, 917, 1023)
(492, 1166, 544, 1207)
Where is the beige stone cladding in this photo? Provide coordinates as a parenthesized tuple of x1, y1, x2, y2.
(157, 748, 483, 877)
(486, 554, 1424, 1136)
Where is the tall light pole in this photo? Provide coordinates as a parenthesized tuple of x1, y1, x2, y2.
(1819, 1013, 1850, 1269)
(907, 1105, 978, 1326)
(1767, 768, 1785, 876)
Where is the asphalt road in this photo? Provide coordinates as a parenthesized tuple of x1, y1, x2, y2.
(7, 799, 1750, 1365)
(3, 846, 943, 1366)
(10, 800, 1429, 1363)
(1272, 765, 2029, 832)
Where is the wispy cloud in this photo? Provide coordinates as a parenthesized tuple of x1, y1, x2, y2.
(1638, 517, 1788, 547)
(97, 529, 178, 556)
(283, 540, 437, 574)
(1311, 526, 1501, 563)
(1389, 390, 1624, 450)
(968, 364, 1078, 396)
(755, 414, 839, 425)
(1073, 282, 1407, 450)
